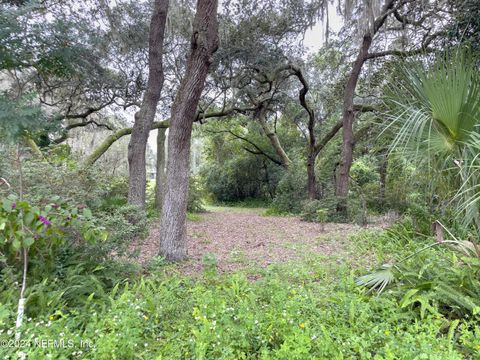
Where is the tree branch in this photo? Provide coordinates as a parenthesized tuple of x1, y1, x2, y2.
(242, 147, 283, 166)
(83, 120, 169, 167)
(52, 120, 114, 144)
(366, 46, 435, 59)
(206, 129, 283, 166)
(313, 119, 343, 154)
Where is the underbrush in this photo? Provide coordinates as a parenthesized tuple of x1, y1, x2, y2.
(1, 247, 479, 359)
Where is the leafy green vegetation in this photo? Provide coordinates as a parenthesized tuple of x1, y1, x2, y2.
(1, 226, 479, 359)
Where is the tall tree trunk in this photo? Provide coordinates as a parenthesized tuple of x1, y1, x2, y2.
(335, 0, 395, 217)
(256, 105, 291, 170)
(159, 0, 218, 261)
(307, 150, 318, 200)
(155, 127, 167, 209)
(335, 35, 371, 216)
(127, 0, 169, 207)
(379, 153, 387, 208)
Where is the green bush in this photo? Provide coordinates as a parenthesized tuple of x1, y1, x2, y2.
(300, 200, 323, 222)
(0, 194, 107, 271)
(97, 204, 148, 257)
(188, 176, 206, 213)
(271, 164, 307, 214)
(354, 221, 480, 322)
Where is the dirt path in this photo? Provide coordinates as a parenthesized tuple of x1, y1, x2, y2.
(139, 207, 390, 274)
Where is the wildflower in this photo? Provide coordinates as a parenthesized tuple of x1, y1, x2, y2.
(299, 323, 305, 329)
(39, 215, 51, 226)
(384, 330, 390, 336)
(49, 315, 54, 321)
(143, 315, 149, 321)
(11, 202, 16, 209)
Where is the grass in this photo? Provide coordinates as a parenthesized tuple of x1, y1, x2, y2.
(209, 198, 272, 208)
(204, 205, 267, 214)
(186, 212, 203, 221)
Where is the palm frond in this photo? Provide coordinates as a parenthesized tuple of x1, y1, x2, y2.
(355, 264, 396, 294)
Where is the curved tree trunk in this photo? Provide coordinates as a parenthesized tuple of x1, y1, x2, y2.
(155, 127, 167, 209)
(127, 0, 169, 207)
(83, 120, 169, 168)
(256, 106, 291, 170)
(159, 0, 218, 261)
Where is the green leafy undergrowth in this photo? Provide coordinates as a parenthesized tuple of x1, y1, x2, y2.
(0, 260, 478, 359)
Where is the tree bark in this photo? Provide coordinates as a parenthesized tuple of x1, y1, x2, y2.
(127, 0, 169, 207)
(335, 36, 370, 215)
(256, 105, 291, 170)
(159, 0, 218, 261)
(289, 65, 318, 199)
(307, 151, 318, 200)
(379, 153, 387, 208)
(155, 127, 167, 209)
(335, 0, 396, 217)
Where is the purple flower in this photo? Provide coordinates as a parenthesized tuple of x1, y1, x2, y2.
(38, 215, 51, 226)
(11, 202, 16, 209)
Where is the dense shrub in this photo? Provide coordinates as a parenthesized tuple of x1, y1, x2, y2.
(96, 204, 148, 257)
(300, 200, 322, 222)
(354, 221, 480, 323)
(270, 164, 307, 214)
(187, 176, 206, 213)
(200, 155, 280, 203)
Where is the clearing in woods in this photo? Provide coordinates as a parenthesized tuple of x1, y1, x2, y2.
(139, 207, 391, 274)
